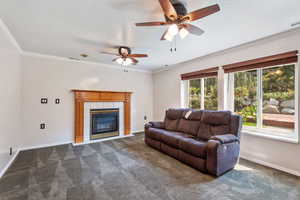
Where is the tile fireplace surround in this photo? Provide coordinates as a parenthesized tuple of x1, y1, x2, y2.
(84, 102, 124, 142)
(72, 90, 132, 144)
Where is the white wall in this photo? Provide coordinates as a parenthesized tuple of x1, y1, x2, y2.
(153, 27, 300, 175)
(0, 20, 22, 174)
(21, 55, 153, 148)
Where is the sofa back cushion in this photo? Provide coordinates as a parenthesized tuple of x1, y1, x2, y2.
(177, 110, 202, 136)
(197, 110, 231, 140)
(229, 114, 243, 138)
(202, 110, 231, 125)
(164, 108, 190, 131)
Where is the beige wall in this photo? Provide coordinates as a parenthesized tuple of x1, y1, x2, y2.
(153, 28, 300, 175)
(0, 20, 22, 175)
(21, 54, 154, 148)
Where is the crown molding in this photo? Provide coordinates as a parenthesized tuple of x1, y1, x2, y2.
(0, 18, 22, 53)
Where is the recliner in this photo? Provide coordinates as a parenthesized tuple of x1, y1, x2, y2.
(144, 108, 242, 176)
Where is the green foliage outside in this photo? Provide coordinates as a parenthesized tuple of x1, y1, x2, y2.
(204, 78, 218, 110)
(263, 65, 295, 112)
(189, 79, 201, 109)
(189, 78, 218, 110)
(234, 70, 257, 124)
(234, 65, 295, 125)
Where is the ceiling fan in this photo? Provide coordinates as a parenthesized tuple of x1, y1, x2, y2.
(135, 0, 220, 41)
(101, 46, 148, 66)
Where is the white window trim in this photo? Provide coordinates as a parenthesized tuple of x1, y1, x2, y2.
(227, 63, 299, 143)
(200, 78, 205, 109)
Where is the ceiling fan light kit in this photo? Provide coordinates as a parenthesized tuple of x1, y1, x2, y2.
(115, 57, 124, 65)
(117, 58, 133, 66)
(163, 32, 174, 42)
(101, 46, 148, 67)
(179, 27, 189, 39)
(168, 24, 179, 36)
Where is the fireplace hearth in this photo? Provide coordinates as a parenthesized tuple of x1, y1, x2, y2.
(90, 108, 119, 140)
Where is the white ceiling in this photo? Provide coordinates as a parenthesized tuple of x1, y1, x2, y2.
(0, 0, 300, 71)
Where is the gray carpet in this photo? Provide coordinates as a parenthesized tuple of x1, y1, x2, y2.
(0, 134, 299, 200)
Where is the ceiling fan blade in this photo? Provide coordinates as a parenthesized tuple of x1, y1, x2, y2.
(158, 0, 178, 21)
(160, 28, 174, 41)
(183, 24, 205, 36)
(131, 58, 139, 64)
(127, 54, 148, 58)
(184, 4, 220, 21)
(160, 29, 168, 41)
(135, 22, 167, 26)
(101, 51, 119, 56)
(112, 57, 119, 62)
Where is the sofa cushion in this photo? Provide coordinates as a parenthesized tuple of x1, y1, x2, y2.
(179, 151, 207, 172)
(210, 134, 239, 144)
(202, 110, 231, 125)
(179, 137, 207, 159)
(165, 118, 179, 131)
(165, 109, 190, 131)
(166, 108, 188, 120)
(147, 127, 163, 141)
(197, 110, 231, 140)
(161, 143, 179, 159)
(182, 110, 203, 120)
(145, 137, 161, 150)
(210, 125, 230, 136)
(197, 123, 211, 140)
(160, 130, 193, 148)
(177, 119, 200, 136)
(229, 114, 243, 138)
(197, 123, 231, 140)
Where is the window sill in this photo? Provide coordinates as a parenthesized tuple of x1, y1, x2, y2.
(243, 129, 299, 144)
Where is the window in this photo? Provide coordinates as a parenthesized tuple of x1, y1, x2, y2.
(234, 70, 258, 127)
(230, 64, 297, 135)
(204, 77, 218, 110)
(188, 77, 218, 110)
(188, 79, 201, 109)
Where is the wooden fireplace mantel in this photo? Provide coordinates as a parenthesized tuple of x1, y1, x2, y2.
(72, 90, 132, 143)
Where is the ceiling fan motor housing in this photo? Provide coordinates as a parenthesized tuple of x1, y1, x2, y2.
(118, 46, 131, 55)
(165, 1, 187, 21)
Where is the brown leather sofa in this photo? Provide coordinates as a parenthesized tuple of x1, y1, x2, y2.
(145, 109, 242, 176)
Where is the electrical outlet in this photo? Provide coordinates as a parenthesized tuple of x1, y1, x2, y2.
(40, 123, 46, 129)
(55, 98, 60, 104)
(41, 98, 48, 104)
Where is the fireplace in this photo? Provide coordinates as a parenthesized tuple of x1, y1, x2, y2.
(90, 108, 119, 140)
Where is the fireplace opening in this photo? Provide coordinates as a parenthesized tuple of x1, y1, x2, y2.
(90, 108, 119, 140)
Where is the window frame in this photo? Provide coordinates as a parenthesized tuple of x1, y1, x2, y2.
(227, 63, 299, 142)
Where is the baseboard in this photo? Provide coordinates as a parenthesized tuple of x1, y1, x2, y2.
(19, 141, 73, 152)
(0, 150, 20, 179)
(132, 129, 144, 134)
(240, 154, 300, 177)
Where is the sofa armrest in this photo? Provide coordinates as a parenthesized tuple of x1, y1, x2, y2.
(145, 121, 165, 129)
(206, 138, 240, 176)
(210, 134, 239, 144)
